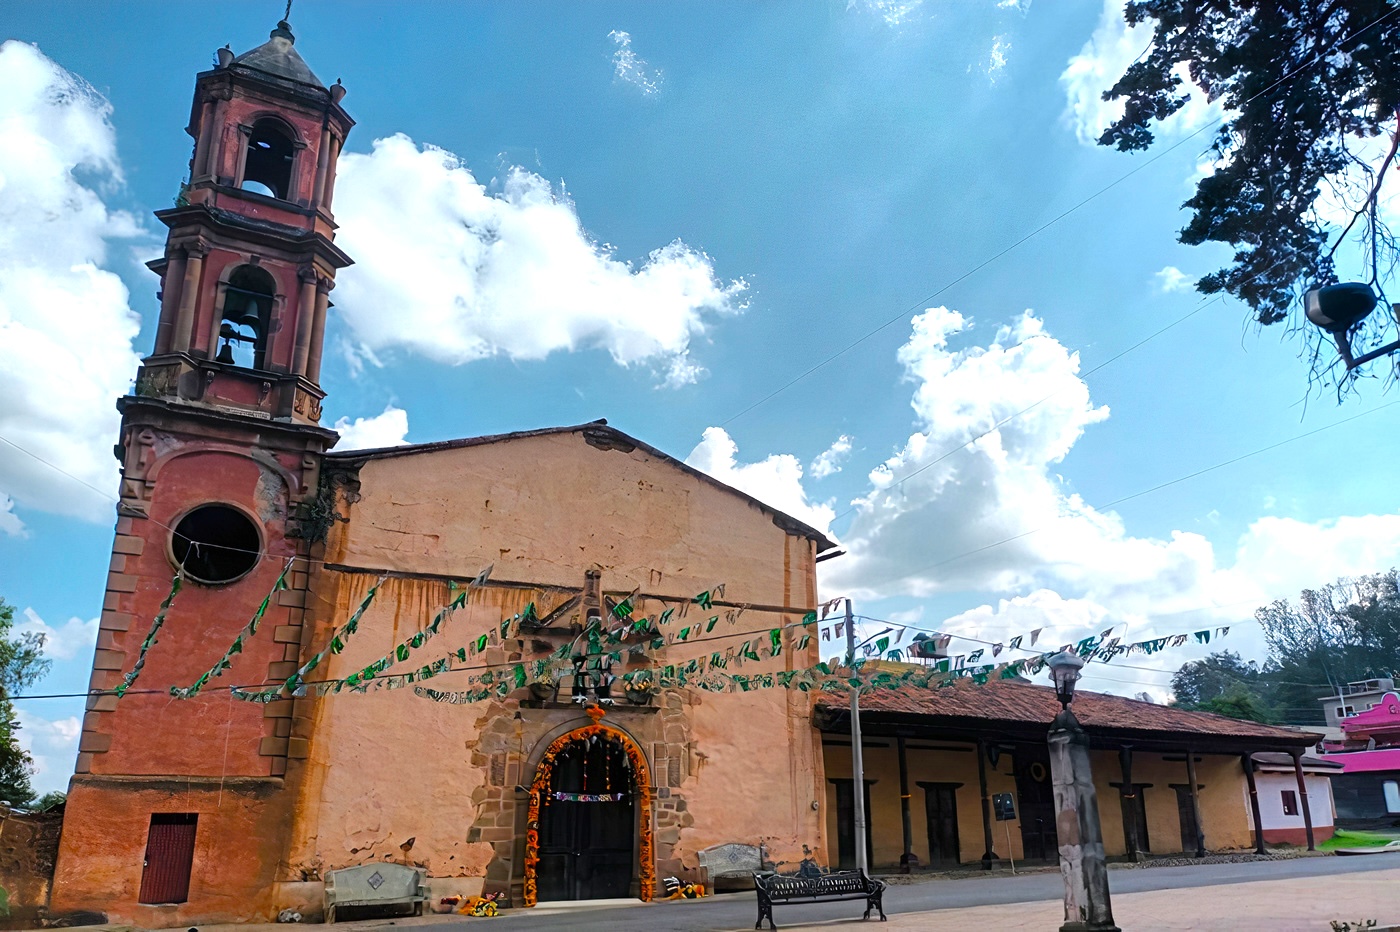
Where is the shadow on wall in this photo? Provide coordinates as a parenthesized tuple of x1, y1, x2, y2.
(0, 804, 97, 929)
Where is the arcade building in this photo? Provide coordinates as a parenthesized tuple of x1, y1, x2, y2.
(49, 19, 832, 925)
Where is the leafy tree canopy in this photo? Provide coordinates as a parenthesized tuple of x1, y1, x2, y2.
(1170, 571, 1400, 724)
(1100, 1, 1400, 375)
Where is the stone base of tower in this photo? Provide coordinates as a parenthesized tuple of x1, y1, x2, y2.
(50, 776, 293, 925)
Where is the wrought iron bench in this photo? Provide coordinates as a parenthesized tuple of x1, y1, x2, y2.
(753, 869, 886, 930)
(698, 842, 773, 890)
(323, 863, 428, 923)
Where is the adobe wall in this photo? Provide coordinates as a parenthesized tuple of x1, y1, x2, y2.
(0, 806, 62, 926)
(276, 430, 828, 907)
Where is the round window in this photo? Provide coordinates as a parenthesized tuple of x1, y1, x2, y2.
(171, 504, 262, 584)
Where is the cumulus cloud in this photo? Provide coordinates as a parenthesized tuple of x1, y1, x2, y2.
(1060, 0, 1219, 146)
(14, 708, 79, 796)
(333, 135, 745, 387)
(1154, 266, 1193, 293)
(16, 608, 98, 662)
(332, 406, 410, 452)
(810, 435, 854, 479)
(0, 41, 145, 530)
(997, 0, 1031, 11)
(608, 31, 662, 96)
(685, 427, 836, 536)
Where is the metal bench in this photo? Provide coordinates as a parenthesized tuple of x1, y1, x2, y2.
(698, 842, 773, 890)
(753, 869, 886, 931)
(323, 863, 428, 923)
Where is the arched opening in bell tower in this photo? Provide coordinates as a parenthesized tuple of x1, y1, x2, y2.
(217, 265, 275, 369)
(241, 117, 296, 200)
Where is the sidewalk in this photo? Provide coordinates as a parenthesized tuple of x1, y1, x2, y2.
(781, 866, 1400, 931)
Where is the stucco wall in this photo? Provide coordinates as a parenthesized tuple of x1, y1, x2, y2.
(824, 742, 1261, 866)
(282, 430, 828, 898)
(1251, 772, 1336, 842)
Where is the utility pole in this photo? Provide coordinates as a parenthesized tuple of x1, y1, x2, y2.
(846, 598, 868, 876)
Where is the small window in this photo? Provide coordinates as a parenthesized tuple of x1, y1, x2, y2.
(1341, 705, 1355, 718)
(1385, 781, 1400, 814)
(1281, 790, 1299, 816)
(172, 504, 261, 584)
(217, 265, 274, 369)
(139, 813, 197, 904)
(241, 119, 295, 200)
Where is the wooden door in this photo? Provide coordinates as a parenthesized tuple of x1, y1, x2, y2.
(138, 814, 198, 904)
(1173, 786, 1201, 854)
(921, 783, 961, 867)
(831, 779, 874, 870)
(537, 738, 635, 901)
(1013, 748, 1057, 860)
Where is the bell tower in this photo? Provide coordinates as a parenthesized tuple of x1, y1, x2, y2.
(140, 17, 353, 424)
(52, 20, 354, 923)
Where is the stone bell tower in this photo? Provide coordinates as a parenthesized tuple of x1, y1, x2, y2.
(52, 20, 354, 923)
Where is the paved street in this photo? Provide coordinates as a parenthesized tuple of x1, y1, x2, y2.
(458, 855, 1400, 931)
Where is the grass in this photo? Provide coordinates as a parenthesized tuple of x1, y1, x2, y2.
(1320, 829, 1400, 851)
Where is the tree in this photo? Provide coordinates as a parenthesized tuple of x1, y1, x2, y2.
(34, 790, 66, 812)
(1196, 688, 1271, 723)
(1098, 2, 1400, 382)
(0, 599, 50, 808)
(1171, 650, 1261, 706)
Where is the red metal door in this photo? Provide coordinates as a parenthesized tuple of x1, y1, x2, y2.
(139, 814, 198, 904)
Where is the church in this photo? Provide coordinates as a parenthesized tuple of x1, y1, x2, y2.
(49, 19, 834, 925)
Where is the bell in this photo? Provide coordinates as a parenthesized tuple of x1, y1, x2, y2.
(215, 341, 236, 364)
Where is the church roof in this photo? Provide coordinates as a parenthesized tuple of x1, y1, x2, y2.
(231, 21, 324, 88)
(324, 419, 838, 551)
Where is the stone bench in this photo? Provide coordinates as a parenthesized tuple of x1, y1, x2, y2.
(323, 863, 427, 923)
(698, 842, 773, 891)
(753, 869, 886, 931)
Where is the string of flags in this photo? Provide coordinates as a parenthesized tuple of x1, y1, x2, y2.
(168, 559, 293, 699)
(113, 570, 183, 698)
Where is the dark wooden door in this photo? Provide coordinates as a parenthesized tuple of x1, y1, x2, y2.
(921, 783, 961, 867)
(831, 779, 874, 870)
(139, 813, 198, 904)
(1014, 748, 1057, 860)
(537, 738, 635, 901)
(1173, 786, 1200, 853)
(1119, 787, 1150, 853)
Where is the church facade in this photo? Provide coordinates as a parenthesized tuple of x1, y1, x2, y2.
(49, 21, 832, 925)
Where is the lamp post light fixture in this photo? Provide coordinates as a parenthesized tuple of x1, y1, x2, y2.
(1304, 281, 1399, 370)
(1045, 651, 1119, 932)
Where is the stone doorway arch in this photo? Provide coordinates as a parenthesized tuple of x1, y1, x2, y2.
(522, 715, 655, 906)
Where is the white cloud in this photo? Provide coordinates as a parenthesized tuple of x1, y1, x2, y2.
(810, 435, 853, 479)
(847, 0, 924, 27)
(332, 406, 410, 452)
(16, 608, 97, 662)
(1060, 0, 1219, 147)
(333, 135, 745, 387)
(0, 41, 145, 529)
(997, 0, 1031, 11)
(985, 34, 1012, 82)
(1154, 266, 1193, 293)
(14, 708, 79, 797)
(685, 427, 835, 536)
(608, 31, 662, 96)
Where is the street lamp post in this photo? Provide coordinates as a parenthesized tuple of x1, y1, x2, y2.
(843, 600, 892, 879)
(1305, 282, 1396, 370)
(1046, 651, 1120, 932)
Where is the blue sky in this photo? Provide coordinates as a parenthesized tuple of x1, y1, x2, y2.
(4, 1, 1399, 794)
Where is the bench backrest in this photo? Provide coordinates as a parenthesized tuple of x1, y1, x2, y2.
(325, 864, 424, 901)
(698, 843, 765, 877)
(757, 870, 872, 898)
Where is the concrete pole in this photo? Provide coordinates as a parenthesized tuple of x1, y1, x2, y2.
(846, 599, 868, 876)
(1048, 708, 1119, 932)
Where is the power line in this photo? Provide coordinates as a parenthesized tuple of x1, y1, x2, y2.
(718, 4, 1400, 428)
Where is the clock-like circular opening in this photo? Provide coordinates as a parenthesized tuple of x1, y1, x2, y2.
(171, 504, 261, 584)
